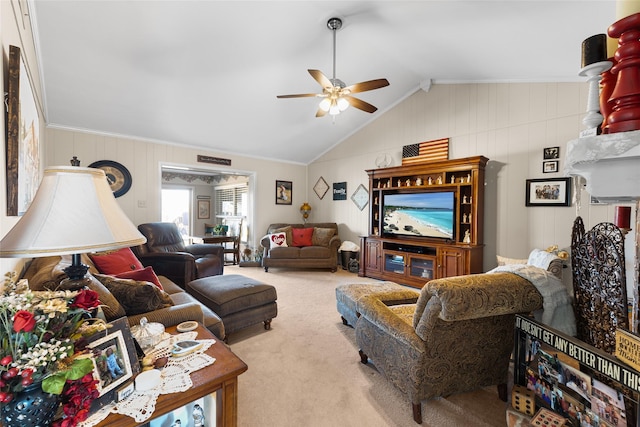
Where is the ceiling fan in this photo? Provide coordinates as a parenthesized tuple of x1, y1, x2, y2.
(277, 17, 390, 117)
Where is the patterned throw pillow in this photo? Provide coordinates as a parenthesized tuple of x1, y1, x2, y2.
(89, 247, 143, 274)
(94, 274, 173, 316)
(312, 228, 336, 247)
(291, 228, 314, 247)
(269, 232, 288, 249)
(85, 274, 127, 321)
(274, 226, 293, 246)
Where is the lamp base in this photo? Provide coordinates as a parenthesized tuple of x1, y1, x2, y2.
(61, 253, 91, 290)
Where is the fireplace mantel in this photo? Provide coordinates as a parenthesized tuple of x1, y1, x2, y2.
(565, 130, 640, 202)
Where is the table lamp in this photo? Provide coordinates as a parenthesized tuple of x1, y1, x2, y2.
(0, 166, 147, 289)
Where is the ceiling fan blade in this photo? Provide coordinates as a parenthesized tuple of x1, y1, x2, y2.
(345, 78, 390, 94)
(308, 69, 334, 89)
(277, 93, 321, 98)
(315, 107, 328, 118)
(345, 96, 378, 113)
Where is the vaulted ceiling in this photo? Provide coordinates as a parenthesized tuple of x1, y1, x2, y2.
(31, 1, 615, 164)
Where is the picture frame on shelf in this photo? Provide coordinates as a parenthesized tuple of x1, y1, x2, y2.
(313, 177, 329, 200)
(86, 318, 140, 410)
(275, 180, 292, 205)
(542, 160, 559, 173)
(525, 177, 571, 207)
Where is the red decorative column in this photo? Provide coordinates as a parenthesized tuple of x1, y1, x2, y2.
(599, 57, 617, 133)
(607, 13, 640, 133)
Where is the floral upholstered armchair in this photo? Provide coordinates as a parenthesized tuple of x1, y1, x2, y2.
(355, 273, 543, 424)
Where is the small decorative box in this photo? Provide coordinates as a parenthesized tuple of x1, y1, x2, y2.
(530, 408, 567, 427)
(511, 384, 535, 416)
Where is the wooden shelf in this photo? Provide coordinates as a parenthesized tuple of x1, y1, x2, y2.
(359, 155, 488, 288)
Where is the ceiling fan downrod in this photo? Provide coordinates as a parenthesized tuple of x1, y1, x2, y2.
(328, 17, 342, 84)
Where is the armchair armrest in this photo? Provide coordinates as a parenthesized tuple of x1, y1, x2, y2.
(424, 272, 543, 322)
(185, 244, 224, 257)
(328, 235, 342, 251)
(136, 252, 196, 288)
(356, 294, 426, 352)
(126, 302, 205, 329)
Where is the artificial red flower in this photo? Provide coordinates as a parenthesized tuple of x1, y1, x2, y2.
(71, 289, 100, 310)
(12, 310, 36, 332)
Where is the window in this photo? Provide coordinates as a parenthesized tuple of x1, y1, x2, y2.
(161, 188, 192, 237)
(215, 184, 247, 218)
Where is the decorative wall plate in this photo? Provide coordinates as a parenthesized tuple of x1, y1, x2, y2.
(314, 177, 329, 199)
(88, 160, 132, 198)
(351, 184, 369, 211)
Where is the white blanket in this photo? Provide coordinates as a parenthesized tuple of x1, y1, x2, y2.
(487, 264, 577, 336)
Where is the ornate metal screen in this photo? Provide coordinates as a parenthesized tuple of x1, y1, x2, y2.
(571, 216, 627, 354)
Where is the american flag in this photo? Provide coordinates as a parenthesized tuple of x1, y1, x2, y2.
(402, 138, 449, 165)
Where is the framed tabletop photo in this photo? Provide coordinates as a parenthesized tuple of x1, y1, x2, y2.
(525, 177, 572, 207)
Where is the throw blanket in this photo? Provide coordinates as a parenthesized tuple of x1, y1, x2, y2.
(487, 264, 577, 336)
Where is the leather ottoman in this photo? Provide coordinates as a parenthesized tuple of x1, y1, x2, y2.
(186, 274, 277, 339)
(335, 281, 419, 327)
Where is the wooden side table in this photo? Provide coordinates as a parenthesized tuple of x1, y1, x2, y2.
(96, 324, 248, 427)
(201, 235, 241, 265)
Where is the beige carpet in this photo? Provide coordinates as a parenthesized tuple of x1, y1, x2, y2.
(224, 266, 509, 427)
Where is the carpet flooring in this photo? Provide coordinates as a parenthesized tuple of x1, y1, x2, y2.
(223, 265, 509, 427)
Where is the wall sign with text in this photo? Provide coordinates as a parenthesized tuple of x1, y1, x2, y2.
(333, 182, 347, 200)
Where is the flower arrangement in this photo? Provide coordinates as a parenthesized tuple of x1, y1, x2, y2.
(545, 245, 570, 260)
(0, 272, 105, 421)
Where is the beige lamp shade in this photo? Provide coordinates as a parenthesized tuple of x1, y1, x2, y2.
(0, 166, 146, 257)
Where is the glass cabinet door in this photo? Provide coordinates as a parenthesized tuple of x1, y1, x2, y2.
(409, 256, 435, 281)
(384, 253, 406, 275)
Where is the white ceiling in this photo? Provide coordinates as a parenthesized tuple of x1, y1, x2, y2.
(31, 1, 616, 164)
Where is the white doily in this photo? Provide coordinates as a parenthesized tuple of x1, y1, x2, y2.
(79, 334, 216, 426)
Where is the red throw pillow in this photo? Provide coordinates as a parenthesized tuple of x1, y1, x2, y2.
(114, 266, 163, 290)
(292, 227, 314, 247)
(89, 247, 143, 275)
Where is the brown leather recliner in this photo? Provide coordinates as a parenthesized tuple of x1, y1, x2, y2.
(133, 222, 224, 287)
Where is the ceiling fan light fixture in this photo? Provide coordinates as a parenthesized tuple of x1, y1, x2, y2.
(319, 98, 331, 112)
(337, 97, 349, 111)
(329, 102, 341, 115)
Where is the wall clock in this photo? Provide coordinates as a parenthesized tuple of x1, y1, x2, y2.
(88, 160, 132, 198)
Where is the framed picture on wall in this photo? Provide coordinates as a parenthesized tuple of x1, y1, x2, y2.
(542, 160, 558, 173)
(276, 180, 292, 205)
(198, 200, 210, 219)
(543, 147, 560, 159)
(6, 45, 41, 216)
(525, 177, 571, 207)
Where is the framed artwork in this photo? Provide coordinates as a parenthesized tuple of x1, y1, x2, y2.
(333, 182, 347, 201)
(350, 184, 369, 211)
(6, 45, 41, 216)
(542, 160, 559, 174)
(197, 200, 210, 219)
(86, 318, 139, 409)
(543, 146, 560, 159)
(313, 177, 329, 200)
(525, 177, 572, 207)
(275, 180, 292, 205)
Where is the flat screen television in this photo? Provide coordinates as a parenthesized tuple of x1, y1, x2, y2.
(382, 191, 455, 239)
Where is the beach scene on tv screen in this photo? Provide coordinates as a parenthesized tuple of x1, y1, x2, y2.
(383, 192, 454, 239)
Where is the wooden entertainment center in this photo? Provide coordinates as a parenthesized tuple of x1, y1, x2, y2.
(358, 155, 488, 288)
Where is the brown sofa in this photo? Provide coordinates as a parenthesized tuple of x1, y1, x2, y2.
(260, 222, 341, 272)
(21, 254, 226, 339)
